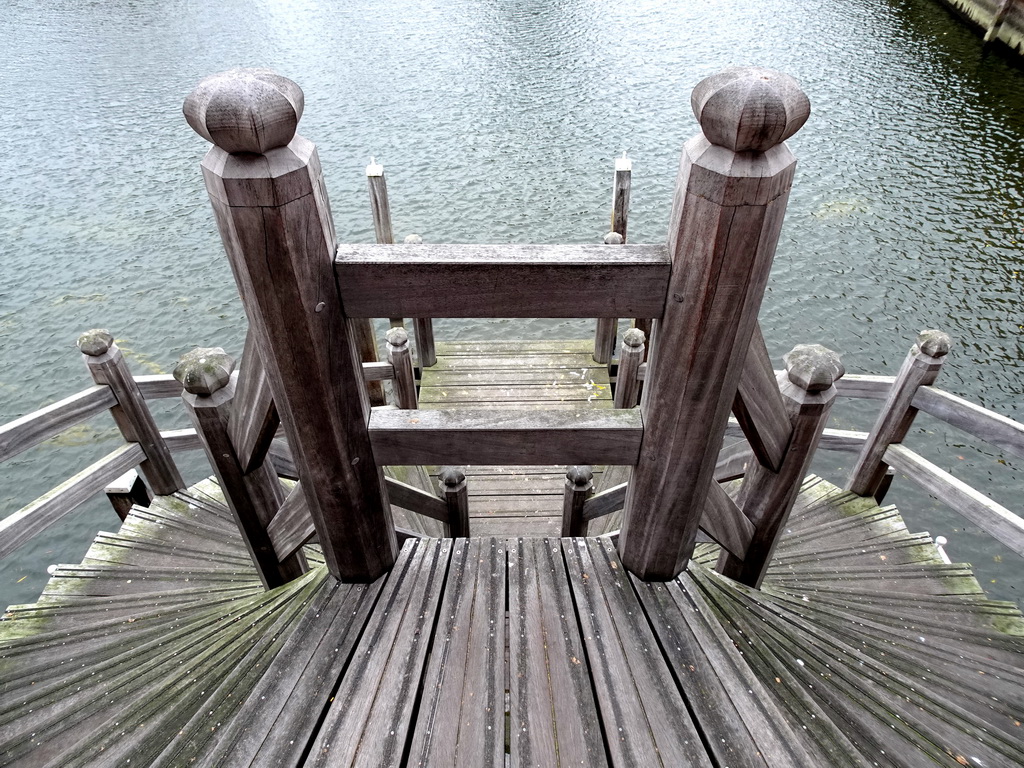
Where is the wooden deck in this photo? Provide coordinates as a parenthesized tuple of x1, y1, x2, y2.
(3, 474, 1023, 766)
(418, 338, 613, 536)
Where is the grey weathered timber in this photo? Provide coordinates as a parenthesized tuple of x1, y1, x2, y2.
(185, 69, 396, 581)
(134, 374, 184, 400)
(835, 374, 893, 401)
(884, 444, 1024, 556)
(848, 330, 951, 497)
(365, 157, 394, 244)
(78, 330, 183, 495)
(913, 385, 1024, 460)
(334, 243, 670, 318)
(719, 345, 844, 587)
(700, 482, 754, 559)
(160, 428, 202, 453)
(561, 465, 593, 536)
(368, 406, 643, 465)
(0, 386, 116, 463)
(716, 439, 754, 481)
(175, 351, 304, 588)
(613, 327, 645, 409)
(593, 234, 627, 363)
(582, 481, 627, 521)
(819, 427, 869, 452)
(104, 469, 152, 521)
(619, 68, 810, 580)
(0, 443, 144, 558)
(227, 333, 279, 473)
(385, 326, 418, 409)
(733, 324, 791, 471)
(353, 318, 387, 406)
(611, 152, 631, 241)
(361, 361, 396, 381)
(386, 475, 450, 523)
(438, 467, 470, 537)
(413, 317, 436, 368)
(266, 484, 315, 561)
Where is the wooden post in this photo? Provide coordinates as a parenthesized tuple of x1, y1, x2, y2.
(717, 344, 844, 588)
(613, 328, 645, 409)
(405, 235, 437, 368)
(385, 326, 418, 409)
(438, 467, 469, 538)
(104, 469, 152, 521)
(593, 231, 624, 364)
(611, 151, 631, 240)
(848, 330, 952, 498)
(561, 465, 593, 537)
(617, 68, 811, 580)
(77, 330, 183, 495)
(366, 157, 394, 245)
(184, 69, 397, 581)
(175, 347, 306, 588)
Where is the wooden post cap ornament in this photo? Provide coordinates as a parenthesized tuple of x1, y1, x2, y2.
(691, 67, 810, 152)
(915, 329, 951, 358)
(566, 465, 594, 487)
(603, 231, 623, 245)
(77, 329, 114, 356)
(439, 467, 466, 488)
(183, 69, 304, 154)
(173, 347, 235, 396)
(385, 327, 410, 348)
(783, 344, 845, 392)
(622, 328, 646, 349)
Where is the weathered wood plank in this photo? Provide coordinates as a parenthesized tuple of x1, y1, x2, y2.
(368, 407, 643, 465)
(334, 243, 670, 318)
(266, 484, 315, 561)
(160, 428, 202, 453)
(582, 481, 627, 521)
(700, 482, 754, 559)
(913, 386, 1024, 460)
(384, 475, 448, 523)
(733, 324, 791, 471)
(0, 386, 116, 463)
(835, 374, 893, 401)
(0, 443, 144, 558)
(227, 335, 279, 473)
(362, 361, 396, 381)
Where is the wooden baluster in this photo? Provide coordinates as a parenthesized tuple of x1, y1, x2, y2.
(104, 469, 152, 522)
(618, 68, 810, 580)
(184, 70, 396, 581)
(405, 234, 437, 368)
(717, 345, 844, 588)
(366, 157, 394, 244)
(848, 330, 952, 498)
(562, 465, 593, 537)
(613, 328, 645, 409)
(386, 326, 418, 409)
(78, 330, 183, 495)
(593, 231, 623, 364)
(594, 152, 631, 364)
(438, 467, 469, 538)
(175, 347, 306, 588)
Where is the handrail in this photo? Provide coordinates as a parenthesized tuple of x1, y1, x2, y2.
(0, 385, 116, 463)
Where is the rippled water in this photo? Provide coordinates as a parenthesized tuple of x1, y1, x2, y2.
(1, 0, 1022, 609)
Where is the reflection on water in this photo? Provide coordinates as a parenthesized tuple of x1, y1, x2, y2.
(1, 0, 1022, 608)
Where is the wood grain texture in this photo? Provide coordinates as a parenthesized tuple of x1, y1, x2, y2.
(134, 374, 183, 400)
(700, 481, 754, 559)
(385, 475, 449, 523)
(366, 167, 394, 245)
(227, 334, 280, 474)
(0, 385, 116, 463)
(0, 443, 144, 558)
(334, 243, 670, 318)
(593, 318, 617, 364)
(386, 329, 418, 409)
(613, 330, 645, 409)
(835, 374, 893, 401)
(913, 386, 1024, 460)
(266, 483, 315, 561)
(104, 469, 152, 522)
(733, 324, 791, 471)
(413, 317, 436, 368)
(561, 466, 593, 536)
(368, 407, 643, 465)
(160, 428, 202, 453)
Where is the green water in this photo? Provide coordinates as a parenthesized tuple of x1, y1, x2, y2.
(1, 0, 1022, 609)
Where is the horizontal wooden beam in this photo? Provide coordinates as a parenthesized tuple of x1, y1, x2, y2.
(362, 361, 396, 382)
(160, 428, 203, 453)
(835, 374, 894, 400)
(368, 407, 644, 466)
(818, 428, 869, 452)
(335, 243, 670, 319)
(135, 374, 183, 400)
(0, 386, 116, 463)
(913, 387, 1024, 460)
(884, 444, 1024, 557)
(384, 476, 449, 523)
(0, 443, 145, 558)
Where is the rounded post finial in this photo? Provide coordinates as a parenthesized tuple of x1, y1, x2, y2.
(173, 347, 235, 396)
(603, 231, 623, 245)
(77, 329, 114, 357)
(622, 328, 646, 348)
(439, 467, 466, 488)
(784, 344, 844, 392)
(566, 465, 594, 487)
(691, 67, 810, 152)
(915, 329, 951, 358)
(184, 69, 304, 154)
(385, 326, 409, 347)
(403, 234, 423, 244)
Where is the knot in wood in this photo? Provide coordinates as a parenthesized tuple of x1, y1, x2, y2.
(385, 327, 409, 347)
(603, 231, 623, 245)
(566, 465, 594, 487)
(403, 234, 423, 244)
(183, 69, 304, 154)
(691, 67, 810, 152)
(77, 329, 113, 356)
(622, 328, 646, 348)
(173, 347, 235, 396)
(915, 329, 951, 358)
(439, 467, 466, 488)
(784, 343, 844, 392)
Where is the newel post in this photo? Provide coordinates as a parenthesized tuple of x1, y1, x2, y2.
(613, 328, 645, 409)
(618, 68, 810, 580)
(718, 345, 844, 588)
(386, 326, 418, 409)
(175, 348, 305, 589)
(848, 330, 952, 498)
(184, 69, 396, 581)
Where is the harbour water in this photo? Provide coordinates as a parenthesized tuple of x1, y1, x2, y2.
(1, 0, 1021, 609)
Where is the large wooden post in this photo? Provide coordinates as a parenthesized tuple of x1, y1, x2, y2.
(618, 68, 810, 580)
(184, 69, 396, 581)
(848, 330, 952, 497)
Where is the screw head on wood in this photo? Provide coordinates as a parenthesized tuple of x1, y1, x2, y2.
(915, 329, 951, 358)
(691, 67, 810, 152)
(77, 329, 114, 356)
(784, 344, 844, 392)
(183, 68, 304, 154)
(173, 347, 235, 396)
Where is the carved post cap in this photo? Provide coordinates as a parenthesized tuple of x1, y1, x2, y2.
(691, 67, 810, 152)
(439, 467, 466, 487)
(173, 347, 235, 395)
(915, 329, 951, 358)
(784, 344, 845, 391)
(622, 328, 646, 348)
(385, 327, 409, 347)
(403, 234, 423, 244)
(566, 465, 594, 487)
(603, 231, 623, 245)
(183, 69, 304, 154)
(77, 329, 114, 356)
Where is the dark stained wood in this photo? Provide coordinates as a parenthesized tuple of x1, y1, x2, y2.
(385, 327, 418, 409)
(0, 386, 116, 463)
(561, 465, 593, 536)
(334, 243, 671, 318)
(582, 481, 627, 521)
(913, 385, 1024, 460)
(733, 323, 791, 471)
(613, 328, 645, 409)
(266, 483, 315, 561)
(413, 317, 436, 368)
(385, 475, 449, 523)
(362, 360, 396, 381)
(227, 333, 280, 474)
(438, 467, 470, 537)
